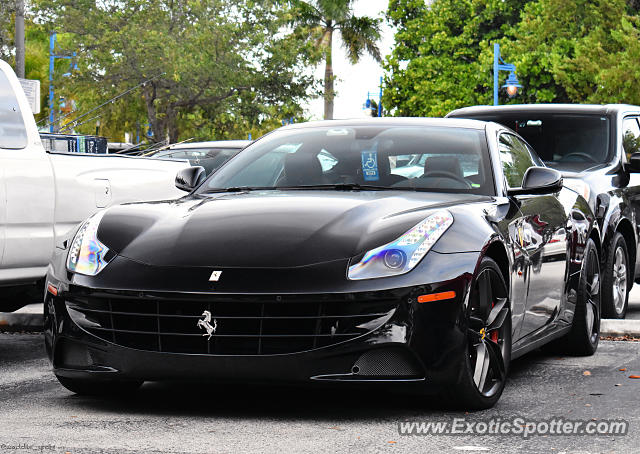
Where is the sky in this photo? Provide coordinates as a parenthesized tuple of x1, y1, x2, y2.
(304, 0, 395, 120)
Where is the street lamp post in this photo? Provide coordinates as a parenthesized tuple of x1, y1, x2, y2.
(378, 76, 382, 117)
(493, 43, 522, 106)
(49, 32, 77, 132)
(363, 76, 383, 117)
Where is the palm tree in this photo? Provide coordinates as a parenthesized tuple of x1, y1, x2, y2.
(290, 0, 382, 120)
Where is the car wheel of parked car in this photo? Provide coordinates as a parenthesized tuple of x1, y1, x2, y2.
(602, 233, 629, 319)
(444, 257, 511, 410)
(563, 238, 601, 356)
(55, 375, 143, 396)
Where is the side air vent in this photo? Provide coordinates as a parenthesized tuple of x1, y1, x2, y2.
(352, 348, 423, 377)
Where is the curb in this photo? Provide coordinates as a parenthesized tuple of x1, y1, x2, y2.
(0, 304, 43, 332)
(601, 319, 640, 337)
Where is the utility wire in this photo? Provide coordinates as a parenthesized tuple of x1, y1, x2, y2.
(38, 72, 165, 130)
(140, 138, 194, 156)
(58, 112, 102, 133)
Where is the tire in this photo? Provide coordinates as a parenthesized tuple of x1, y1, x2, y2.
(442, 257, 511, 410)
(602, 233, 629, 319)
(563, 238, 601, 356)
(55, 375, 143, 396)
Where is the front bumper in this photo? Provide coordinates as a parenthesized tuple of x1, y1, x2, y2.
(45, 252, 479, 388)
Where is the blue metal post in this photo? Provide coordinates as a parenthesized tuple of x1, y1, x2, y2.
(378, 76, 383, 117)
(48, 34, 77, 133)
(493, 43, 499, 106)
(493, 44, 522, 105)
(49, 33, 56, 132)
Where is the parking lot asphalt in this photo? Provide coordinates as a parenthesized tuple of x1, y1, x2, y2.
(625, 286, 640, 320)
(0, 333, 639, 454)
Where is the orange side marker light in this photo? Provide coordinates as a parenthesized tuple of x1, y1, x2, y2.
(417, 291, 456, 303)
(47, 283, 58, 296)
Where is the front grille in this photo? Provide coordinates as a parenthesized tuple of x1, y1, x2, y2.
(65, 289, 399, 355)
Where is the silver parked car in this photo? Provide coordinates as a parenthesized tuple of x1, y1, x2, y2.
(149, 140, 251, 175)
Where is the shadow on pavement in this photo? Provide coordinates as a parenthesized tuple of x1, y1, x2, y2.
(54, 351, 546, 420)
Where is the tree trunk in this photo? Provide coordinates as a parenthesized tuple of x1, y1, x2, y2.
(142, 83, 163, 143)
(166, 105, 178, 143)
(323, 29, 334, 120)
(14, 0, 25, 78)
(142, 85, 180, 143)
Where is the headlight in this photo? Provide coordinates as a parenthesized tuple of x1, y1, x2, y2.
(66, 211, 112, 276)
(348, 210, 453, 280)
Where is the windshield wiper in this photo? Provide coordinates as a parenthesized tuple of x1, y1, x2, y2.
(202, 183, 430, 193)
(277, 183, 405, 191)
(203, 186, 271, 193)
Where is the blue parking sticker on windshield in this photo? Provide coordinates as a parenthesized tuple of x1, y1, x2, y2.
(361, 151, 379, 181)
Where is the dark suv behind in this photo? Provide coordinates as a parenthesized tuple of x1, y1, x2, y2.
(448, 104, 640, 318)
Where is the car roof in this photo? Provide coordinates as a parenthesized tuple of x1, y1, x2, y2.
(169, 140, 251, 150)
(280, 117, 490, 131)
(447, 103, 640, 117)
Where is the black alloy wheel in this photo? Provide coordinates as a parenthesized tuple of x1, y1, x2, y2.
(564, 238, 601, 355)
(602, 233, 629, 319)
(444, 257, 511, 410)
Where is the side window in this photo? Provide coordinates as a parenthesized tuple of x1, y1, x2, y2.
(498, 133, 536, 188)
(622, 117, 640, 163)
(516, 137, 544, 167)
(0, 68, 28, 149)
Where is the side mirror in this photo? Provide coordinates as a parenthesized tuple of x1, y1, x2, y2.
(507, 166, 563, 196)
(175, 166, 206, 192)
(628, 152, 640, 172)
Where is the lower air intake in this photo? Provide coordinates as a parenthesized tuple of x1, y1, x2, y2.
(352, 348, 423, 377)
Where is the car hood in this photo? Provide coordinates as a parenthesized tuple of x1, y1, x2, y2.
(97, 191, 492, 268)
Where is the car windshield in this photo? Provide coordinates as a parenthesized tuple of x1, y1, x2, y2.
(199, 125, 495, 195)
(470, 114, 611, 171)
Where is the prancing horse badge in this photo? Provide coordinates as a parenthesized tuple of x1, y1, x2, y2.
(197, 310, 217, 340)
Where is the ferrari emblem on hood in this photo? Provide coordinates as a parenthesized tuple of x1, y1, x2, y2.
(197, 310, 217, 340)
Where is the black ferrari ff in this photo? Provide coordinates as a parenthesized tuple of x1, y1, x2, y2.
(45, 118, 601, 409)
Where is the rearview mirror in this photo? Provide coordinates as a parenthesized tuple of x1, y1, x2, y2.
(507, 167, 563, 196)
(628, 152, 640, 172)
(175, 166, 206, 192)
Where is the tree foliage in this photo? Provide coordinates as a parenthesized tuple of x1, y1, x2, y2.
(383, 0, 640, 116)
(505, 0, 640, 104)
(384, 0, 529, 117)
(22, 22, 50, 125)
(34, 0, 316, 142)
(0, 10, 54, 125)
(0, 0, 14, 60)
